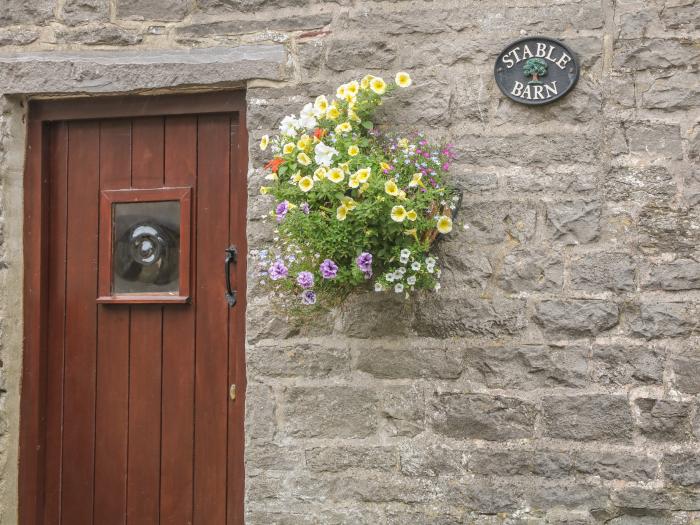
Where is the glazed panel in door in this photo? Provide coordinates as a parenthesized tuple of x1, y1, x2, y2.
(39, 112, 247, 525)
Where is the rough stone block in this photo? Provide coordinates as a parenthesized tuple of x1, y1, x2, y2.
(629, 302, 697, 339)
(305, 446, 396, 473)
(640, 70, 700, 110)
(570, 253, 636, 293)
(497, 248, 564, 293)
(196, 0, 308, 13)
(355, 339, 464, 379)
(526, 480, 609, 510)
(624, 122, 684, 161)
(398, 443, 466, 477)
(542, 395, 634, 441)
(326, 39, 396, 72)
(638, 206, 700, 254)
(279, 387, 378, 439)
(332, 474, 434, 504)
(175, 13, 333, 38)
(458, 201, 537, 245)
(635, 398, 694, 441)
(379, 385, 425, 438)
(503, 166, 598, 195)
(55, 25, 143, 46)
(248, 339, 350, 378)
(336, 292, 414, 338)
(664, 454, 700, 487)
(0, 28, 39, 46)
(642, 259, 700, 291)
(589, 344, 664, 386)
(611, 486, 700, 510)
(604, 165, 677, 203)
(545, 199, 602, 245)
(614, 38, 700, 71)
(245, 382, 276, 440)
(61, 0, 110, 25)
(574, 450, 658, 481)
(463, 345, 589, 390)
(439, 245, 493, 292)
(534, 300, 620, 338)
(247, 443, 302, 471)
(0, 0, 55, 26)
(469, 448, 573, 478)
(429, 393, 537, 441)
(671, 350, 700, 394)
(441, 477, 523, 513)
(379, 78, 451, 126)
(117, 0, 189, 21)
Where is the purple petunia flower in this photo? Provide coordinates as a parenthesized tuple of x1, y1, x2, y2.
(268, 259, 288, 280)
(319, 259, 338, 279)
(301, 290, 316, 305)
(300, 202, 310, 215)
(276, 200, 289, 222)
(296, 271, 314, 289)
(356, 252, 373, 278)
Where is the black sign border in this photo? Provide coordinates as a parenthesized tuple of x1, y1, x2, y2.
(494, 36, 580, 106)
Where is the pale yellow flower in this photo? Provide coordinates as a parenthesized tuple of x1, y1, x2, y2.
(404, 228, 419, 241)
(336, 84, 347, 99)
(291, 171, 302, 183)
(283, 143, 295, 155)
(391, 205, 407, 222)
(398, 190, 407, 200)
(336, 204, 348, 221)
(360, 74, 374, 89)
(370, 77, 387, 95)
(407, 210, 418, 221)
(398, 138, 409, 149)
(260, 186, 271, 195)
(328, 167, 345, 183)
(356, 167, 371, 183)
(384, 180, 399, 196)
(380, 162, 390, 171)
(335, 122, 352, 134)
(395, 71, 412, 88)
(409, 172, 424, 188)
(297, 152, 311, 166)
(348, 145, 360, 157)
(359, 182, 370, 193)
(313, 167, 327, 180)
(340, 196, 357, 210)
(299, 176, 314, 192)
(437, 215, 453, 234)
(339, 162, 351, 174)
(297, 134, 311, 151)
(348, 108, 361, 123)
(326, 106, 341, 120)
(348, 174, 360, 189)
(347, 80, 360, 96)
(344, 93, 357, 105)
(260, 134, 269, 150)
(314, 95, 329, 113)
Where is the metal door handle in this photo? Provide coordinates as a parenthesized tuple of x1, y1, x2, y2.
(225, 245, 237, 307)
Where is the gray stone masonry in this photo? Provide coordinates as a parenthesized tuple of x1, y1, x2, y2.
(0, 0, 699, 523)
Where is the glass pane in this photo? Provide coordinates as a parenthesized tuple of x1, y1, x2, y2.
(113, 201, 180, 294)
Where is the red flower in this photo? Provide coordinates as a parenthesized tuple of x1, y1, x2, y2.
(313, 128, 327, 140)
(265, 157, 285, 173)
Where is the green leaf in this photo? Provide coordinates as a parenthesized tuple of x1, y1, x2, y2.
(361, 121, 374, 130)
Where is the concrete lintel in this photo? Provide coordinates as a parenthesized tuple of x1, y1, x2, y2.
(0, 44, 289, 95)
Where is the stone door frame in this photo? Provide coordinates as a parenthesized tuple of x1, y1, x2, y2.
(0, 44, 287, 524)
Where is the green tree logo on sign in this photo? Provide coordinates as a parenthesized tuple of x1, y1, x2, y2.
(523, 57, 548, 85)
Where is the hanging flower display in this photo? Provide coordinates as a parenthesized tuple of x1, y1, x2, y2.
(254, 72, 460, 306)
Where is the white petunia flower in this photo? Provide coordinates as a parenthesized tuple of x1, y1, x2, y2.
(400, 248, 411, 258)
(299, 103, 318, 130)
(434, 282, 441, 291)
(314, 142, 339, 166)
(411, 262, 421, 271)
(426, 265, 435, 274)
(394, 283, 404, 293)
(425, 257, 436, 266)
(397, 267, 406, 275)
(374, 283, 384, 292)
(407, 275, 417, 285)
(386, 273, 395, 283)
(279, 115, 300, 136)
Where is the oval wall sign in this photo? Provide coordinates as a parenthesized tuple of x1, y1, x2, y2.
(494, 37, 579, 105)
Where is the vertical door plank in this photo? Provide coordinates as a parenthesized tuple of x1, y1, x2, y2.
(61, 120, 100, 525)
(93, 119, 132, 525)
(227, 114, 247, 525)
(43, 122, 68, 525)
(160, 115, 197, 524)
(193, 114, 230, 525)
(127, 116, 165, 525)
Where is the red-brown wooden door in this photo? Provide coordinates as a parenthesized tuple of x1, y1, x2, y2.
(21, 97, 247, 525)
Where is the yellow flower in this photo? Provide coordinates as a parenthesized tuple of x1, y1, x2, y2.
(336, 204, 348, 221)
(384, 180, 399, 196)
(313, 167, 327, 180)
(297, 134, 311, 151)
(340, 196, 357, 210)
(360, 74, 374, 89)
(314, 95, 329, 113)
(398, 138, 409, 149)
(348, 145, 359, 157)
(336, 84, 347, 99)
(260, 134, 269, 150)
(297, 152, 311, 166)
(395, 71, 412, 88)
(407, 210, 418, 221)
(348, 108, 361, 123)
(260, 186, 271, 195)
(380, 161, 390, 171)
(398, 190, 407, 200)
(344, 93, 357, 105)
(370, 77, 387, 95)
(348, 174, 360, 188)
(391, 205, 407, 222)
(328, 168, 345, 183)
(347, 80, 360, 96)
(409, 173, 425, 188)
(339, 162, 351, 174)
(283, 142, 295, 155)
(404, 228, 419, 241)
(291, 171, 302, 183)
(437, 215, 453, 234)
(359, 182, 370, 193)
(335, 122, 352, 134)
(298, 176, 314, 192)
(326, 106, 340, 120)
(356, 167, 371, 183)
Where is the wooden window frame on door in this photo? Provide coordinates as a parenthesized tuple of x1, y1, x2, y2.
(20, 91, 247, 525)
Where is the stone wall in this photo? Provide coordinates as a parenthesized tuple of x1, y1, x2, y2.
(1, 0, 699, 523)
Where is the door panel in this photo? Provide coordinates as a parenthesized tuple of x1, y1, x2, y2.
(36, 110, 246, 525)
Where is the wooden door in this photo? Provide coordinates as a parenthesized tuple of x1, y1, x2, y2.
(20, 94, 247, 525)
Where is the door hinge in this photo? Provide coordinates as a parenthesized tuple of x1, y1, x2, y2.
(229, 383, 237, 401)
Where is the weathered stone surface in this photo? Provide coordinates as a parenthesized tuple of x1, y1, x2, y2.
(279, 387, 378, 439)
(534, 300, 620, 338)
(664, 454, 700, 487)
(0, 0, 55, 26)
(458, 201, 537, 245)
(355, 339, 464, 379)
(379, 385, 425, 438)
(245, 383, 276, 440)
(55, 25, 143, 46)
(117, 0, 189, 21)
(614, 38, 700, 71)
(623, 122, 684, 160)
(575, 450, 658, 481)
(604, 165, 677, 203)
(306, 446, 396, 473)
(464, 345, 589, 390)
(336, 292, 414, 338)
(497, 248, 564, 293)
(503, 166, 598, 195)
(248, 338, 350, 377)
(429, 393, 537, 441)
(640, 70, 700, 110)
(526, 480, 609, 510)
(570, 253, 636, 293)
(611, 486, 700, 510)
(61, 0, 110, 26)
(545, 199, 602, 245)
(642, 259, 700, 291)
(630, 302, 697, 339)
(439, 245, 493, 291)
(441, 478, 523, 513)
(0, 28, 40, 46)
(635, 398, 694, 441)
(398, 443, 466, 477)
(175, 14, 333, 38)
(247, 443, 302, 470)
(196, 0, 309, 13)
(638, 206, 700, 254)
(589, 344, 664, 386)
(671, 350, 700, 394)
(542, 395, 634, 441)
(326, 39, 396, 72)
(469, 448, 573, 478)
